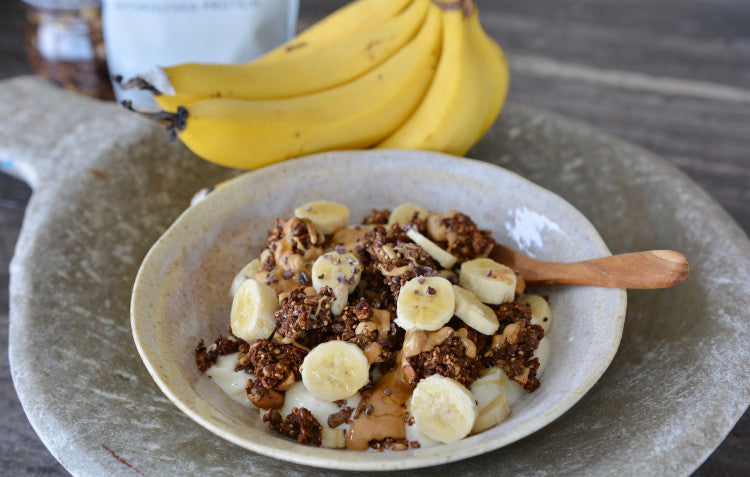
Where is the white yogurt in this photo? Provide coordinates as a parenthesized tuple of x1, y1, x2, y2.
(206, 352, 257, 409)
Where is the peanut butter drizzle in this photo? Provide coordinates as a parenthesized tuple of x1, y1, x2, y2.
(346, 327, 470, 450)
(378, 264, 411, 277)
(492, 322, 520, 348)
(489, 267, 515, 284)
(372, 309, 391, 339)
(257, 220, 324, 295)
(345, 362, 413, 450)
(363, 342, 383, 364)
(331, 227, 369, 252)
(453, 328, 477, 358)
(255, 270, 305, 295)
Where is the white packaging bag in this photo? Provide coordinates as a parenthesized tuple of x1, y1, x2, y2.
(102, 0, 299, 109)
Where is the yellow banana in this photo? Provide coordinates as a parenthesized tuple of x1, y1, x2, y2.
(467, 5, 509, 140)
(259, 0, 412, 62)
(377, 1, 489, 156)
(155, 0, 429, 111)
(170, 4, 442, 170)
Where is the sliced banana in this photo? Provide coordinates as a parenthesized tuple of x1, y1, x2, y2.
(405, 228, 458, 269)
(410, 374, 478, 443)
(472, 392, 510, 433)
(536, 337, 550, 378)
(301, 341, 370, 401)
(311, 250, 362, 315)
(405, 397, 440, 448)
(294, 200, 350, 235)
(321, 426, 346, 448)
(311, 250, 363, 294)
(519, 294, 553, 334)
(470, 367, 512, 433)
(330, 282, 349, 316)
(230, 279, 279, 342)
(452, 285, 500, 335)
(395, 276, 455, 331)
(459, 258, 516, 305)
(229, 258, 261, 297)
(387, 202, 430, 228)
(469, 338, 552, 434)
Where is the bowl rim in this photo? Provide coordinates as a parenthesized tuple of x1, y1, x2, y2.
(131, 149, 627, 470)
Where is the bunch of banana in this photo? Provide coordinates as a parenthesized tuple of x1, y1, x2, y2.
(127, 0, 508, 169)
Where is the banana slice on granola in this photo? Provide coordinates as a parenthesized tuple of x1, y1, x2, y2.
(519, 294, 553, 333)
(459, 258, 517, 305)
(410, 374, 478, 443)
(452, 285, 500, 335)
(294, 200, 350, 235)
(229, 257, 262, 297)
(311, 250, 362, 293)
(230, 279, 279, 342)
(311, 250, 362, 315)
(395, 276, 455, 331)
(387, 203, 430, 228)
(301, 341, 370, 401)
(405, 228, 458, 269)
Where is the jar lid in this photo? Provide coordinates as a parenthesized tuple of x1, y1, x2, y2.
(22, 0, 101, 9)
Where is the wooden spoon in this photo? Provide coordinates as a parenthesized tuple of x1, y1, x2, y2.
(490, 244, 689, 289)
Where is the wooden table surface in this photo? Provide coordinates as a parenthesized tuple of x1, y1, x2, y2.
(1, 0, 748, 475)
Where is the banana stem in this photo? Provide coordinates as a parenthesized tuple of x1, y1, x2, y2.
(432, 0, 474, 16)
(112, 75, 162, 96)
(120, 100, 187, 140)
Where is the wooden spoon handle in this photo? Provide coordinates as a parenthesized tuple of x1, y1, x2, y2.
(519, 250, 689, 289)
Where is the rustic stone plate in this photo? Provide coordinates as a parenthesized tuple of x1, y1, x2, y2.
(3, 77, 749, 475)
(130, 150, 626, 470)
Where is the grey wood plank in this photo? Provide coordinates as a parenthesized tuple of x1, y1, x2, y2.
(0, 0, 32, 78)
(477, 0, 750, 89)
(506, 73, 750, 233)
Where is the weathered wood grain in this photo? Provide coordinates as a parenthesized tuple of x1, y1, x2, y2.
(506, 73, 750, 231)
(480, 0, 750, 88)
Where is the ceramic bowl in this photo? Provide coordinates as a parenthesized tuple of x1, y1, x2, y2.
(130, 149, 627, 471)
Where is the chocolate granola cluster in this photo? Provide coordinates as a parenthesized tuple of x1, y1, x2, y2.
(275, 287, 335, 347)
(195, 336, 243, 372)
(263, 407, 322, 446)
(404, 324, 487, 387)
(426, 211, 494, 262)
(484, 301, 545, 391)
(363, 224, 439, 300)
(236, 339, 307, 409)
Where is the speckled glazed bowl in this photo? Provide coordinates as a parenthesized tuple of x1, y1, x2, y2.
(131, 150, 627, 471)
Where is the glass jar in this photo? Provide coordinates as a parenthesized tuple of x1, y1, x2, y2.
(23, 0, 114, 100)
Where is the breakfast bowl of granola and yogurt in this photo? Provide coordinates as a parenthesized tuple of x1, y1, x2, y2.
(131, 149, 626, 470)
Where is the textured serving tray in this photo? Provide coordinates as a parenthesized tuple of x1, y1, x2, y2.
(2, 76, 748, 476)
